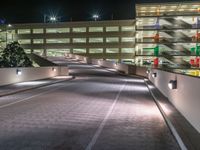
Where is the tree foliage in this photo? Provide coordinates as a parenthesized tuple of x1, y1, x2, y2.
(0, 42, 32, 67)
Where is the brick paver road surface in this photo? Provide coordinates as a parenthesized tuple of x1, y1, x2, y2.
(0, 59, 180, 150)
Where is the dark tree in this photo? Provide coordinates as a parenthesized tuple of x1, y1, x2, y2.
(0, 42, 32, 67)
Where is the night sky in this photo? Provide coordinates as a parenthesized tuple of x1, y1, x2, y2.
(0, 0, 195, 23)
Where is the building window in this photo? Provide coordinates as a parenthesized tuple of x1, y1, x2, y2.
(89, 27, 103, 32)
(72, 27, 86, 33)
(73, 48, 86, 53)
(33, 29, 44, 34)
(47, 49, 70, 57)
(121, 48, 135, 53)
(106, 48, 119, 53)
(73, 38, 86, 43)
(106, 26, 119, 32)
(33, 39, 44, 44)
(89, 38, 103, 43)
(89, 48, 103, 53)
(106, 37, 119, 43)
(18, 29, 31, 34)
(33, 49, 44, 56)
(46, 38, 70, 44)
(7, 30, 15, 34)
(121, 26, 135, 32)
(18, 39, 31, 44)
(121, 37, 135, 42)
(46, 28, 70, 33)
(24, 49, 31, 54)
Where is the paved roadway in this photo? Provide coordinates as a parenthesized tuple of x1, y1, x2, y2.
(0, 59, 180, 150)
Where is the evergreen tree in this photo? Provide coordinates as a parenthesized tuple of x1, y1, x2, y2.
(0, 42, 32, 67)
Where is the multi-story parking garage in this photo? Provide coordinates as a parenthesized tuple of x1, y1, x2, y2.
(135, 1, 200, 75)
(1, 1, 200, 76)
(0, 20, 135, 63)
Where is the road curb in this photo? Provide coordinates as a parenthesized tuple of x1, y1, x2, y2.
(144, 80, 187, 150)
(0, 76, 75, 97)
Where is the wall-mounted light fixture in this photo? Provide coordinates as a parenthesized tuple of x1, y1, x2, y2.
(168, 80, 177, 90)
(146, 69, 150, 74)
(16, 69, 22, 75)
(151, 73, 157, 78)
(52, 67, 56, 72)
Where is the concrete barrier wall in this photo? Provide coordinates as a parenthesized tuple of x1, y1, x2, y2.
(67, 54, 137, 75)
(91, 59, 99, 65)
(136, 66, 148, 78)
(67, 54, 91, 64)
(0, 66, 68, 86)
(149, 69, 200, 133)
(98, 60, 115, 69)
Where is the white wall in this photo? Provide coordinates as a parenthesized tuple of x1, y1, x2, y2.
(136, 66, 148, 78)
(149, 69, 200, 133)
(0, 66, 68, 86)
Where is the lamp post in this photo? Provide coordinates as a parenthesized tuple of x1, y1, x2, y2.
(50, 16, 57, 23)
(44, 14, 59, 23)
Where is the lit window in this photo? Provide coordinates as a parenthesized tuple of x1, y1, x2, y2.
(89, 48, 103, 53)
(46, 28, 70, 33)
(18, 39, 31, 44)
(121, 26, 135, 32)
(33, 49, 44, 56)
(7, 33, 13, 41)
(33, 39, 44, 44)
(106, 26, 119, 32)
(121, 37, 135, 42)
(18, 29, 31, 34)
(24, 49, 31, 54)
(73, 48, 86, 53)
(72, 27, 86, 33)
(47, 49, 70, 57)
(106, 48, 119, 53)
(89, 27, 103, 32)
(33, 29, 44, 34)
(121, 48, 135, 53)
(106, 37, 119, 43)
(73, 38, 86, 43)
(89, 38, 103, 43)
(46, 38, 70, 44)
(7, 30, 15, 34)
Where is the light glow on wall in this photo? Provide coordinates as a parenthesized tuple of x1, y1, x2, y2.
(168, 80, 177, 89)
(16, 69, 22, 76)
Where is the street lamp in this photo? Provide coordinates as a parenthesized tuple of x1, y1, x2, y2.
(7, 24, 12, 27)
(50, 16, 57, 22)
(93, 14, 99, 21)
(44, 14, 59, 23)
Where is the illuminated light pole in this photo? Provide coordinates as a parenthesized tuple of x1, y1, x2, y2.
(93, 14, 99, 21)
(44, 14, 59, 23)
(50, 16, 57, 23)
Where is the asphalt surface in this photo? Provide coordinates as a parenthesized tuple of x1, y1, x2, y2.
(0, 59, 180, 150)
